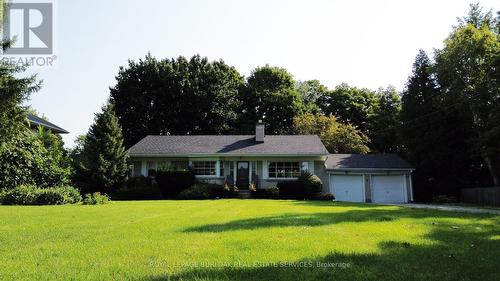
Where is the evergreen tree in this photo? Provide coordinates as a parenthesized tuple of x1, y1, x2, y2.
(400, 50, 487, 200)
(74, 104, 129, 194)
(369, 86, 402, 153)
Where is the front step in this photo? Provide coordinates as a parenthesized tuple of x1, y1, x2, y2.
(238, 190, 252, 199)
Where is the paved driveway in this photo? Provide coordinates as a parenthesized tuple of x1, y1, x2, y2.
(388, 203, 500, 215)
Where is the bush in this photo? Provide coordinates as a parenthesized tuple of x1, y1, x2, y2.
(222, 184, 239, 198)
(155, 170, 195, 198)
(82, 192, 110, 205)
(0, 185, 39, 205)
(59, 186, 83, 204)
(252, 187, 279, 199)
(176, 183, 213, 200)
(0, 185, 82, 205)
(0, 132, 70, 189)
(298, 172, 323, 194)
(278, 172, 324, 200)
(310, 192, 335, 201)
(277, 181, 306, 199)
(432, 195, 457, 203)
(176, 183, 225, 200)
(111, 176, 162, 200)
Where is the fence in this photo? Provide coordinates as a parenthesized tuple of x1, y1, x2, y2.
(461, 187, 500, 206)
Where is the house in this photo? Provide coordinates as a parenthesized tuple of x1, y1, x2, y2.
(27, 114, 69, 134)
(127, 122, 414, 203)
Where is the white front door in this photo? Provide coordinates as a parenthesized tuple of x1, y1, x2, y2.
(371, 175, 407, 203)
(329, 175, 364, 202)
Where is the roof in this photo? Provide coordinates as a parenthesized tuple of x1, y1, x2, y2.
(27, 114, 69, 134)
(325, 154, 414, 170)
(128, 135, 329, 156)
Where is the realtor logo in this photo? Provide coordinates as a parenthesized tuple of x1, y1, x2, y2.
(2, 2, 53, 55)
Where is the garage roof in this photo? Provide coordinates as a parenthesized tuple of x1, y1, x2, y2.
(325, 154, 414, 170)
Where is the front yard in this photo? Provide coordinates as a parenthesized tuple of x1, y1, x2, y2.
(0, 200, 499, 281)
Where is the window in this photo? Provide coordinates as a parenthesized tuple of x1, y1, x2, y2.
(251, 161, 257, 180)
(268, 162, 300, 178)
(157, 161, 169, 171)
(147, 161, 156, 177)
(192, 161, 217, 176)
(220, 162, 224, 177)
(171, 161, 188, 171)
(157, 161, 188, 171)
(131, 161, 142, 177)
(229, 162, 235, 180)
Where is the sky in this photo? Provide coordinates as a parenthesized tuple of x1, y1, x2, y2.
(22, 0, 499, 147)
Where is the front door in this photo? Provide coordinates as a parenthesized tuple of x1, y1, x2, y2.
(236, 161, 250, 189)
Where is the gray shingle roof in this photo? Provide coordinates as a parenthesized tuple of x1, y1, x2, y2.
(128, 135, 329, 156)
(27, 114, 69, 134)
(325, 154, 414, 170)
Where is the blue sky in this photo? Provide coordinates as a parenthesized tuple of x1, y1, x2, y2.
(25, 0, 499, 147)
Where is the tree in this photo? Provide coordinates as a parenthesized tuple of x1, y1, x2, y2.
(400, 50, 489, 201)
(369, 86, 402, 153)
(435, 4, 500, 185)
(316, 83, 378, 133)
(0, 129, 70, 189)
(74, 104, 129, 194)
(0, 53, 41, 144)
(237, 65, 304, 134)
(296, 80, 326, 114)
(293, 113, 370, 154)
(110, 54, 245, 148)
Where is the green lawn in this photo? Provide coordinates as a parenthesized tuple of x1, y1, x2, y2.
(0, 200, 499, 281)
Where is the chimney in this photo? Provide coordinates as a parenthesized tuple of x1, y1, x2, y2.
(255, 121, 265, 142)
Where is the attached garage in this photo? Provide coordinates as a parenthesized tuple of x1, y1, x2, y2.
(324, 154, 414, 203)
(329, 175, 364, 202)
(371, 175, 408, 203)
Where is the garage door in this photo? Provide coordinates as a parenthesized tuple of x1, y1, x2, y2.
(329, 175, 364, 202)
(371, 175, 407, 203)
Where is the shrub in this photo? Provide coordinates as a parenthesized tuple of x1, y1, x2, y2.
(111, 176, 162, 200)
(310, 192, 334, 201)
(58, 186, 83, 204)
(176, 183, 225, 200)
(277, 181, 305, 199)
(298, 172, 323, 195)
(0, 185, 82, 205)
(82, 192, 110, 205)
(432, 195, 457, 203)
(222, 184, 239, 198)
(252, 186, 279, 199)
(0, 185, 39, 205)
(155, 170, 195, 198)
(35, 188, 67, 205)
(278, 172, 324, 200)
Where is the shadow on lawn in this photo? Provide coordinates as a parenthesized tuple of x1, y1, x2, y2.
(146, 217, 500, 281)
(182, 206, 492, 233)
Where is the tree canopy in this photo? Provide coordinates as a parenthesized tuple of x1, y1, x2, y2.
(237, 65, 305, 134)
(293, 113, 370, 154)
(110, 55, 245, 148)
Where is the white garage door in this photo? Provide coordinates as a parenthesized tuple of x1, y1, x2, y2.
(329, 175, 364, 202)
(372, 175, 407, 203)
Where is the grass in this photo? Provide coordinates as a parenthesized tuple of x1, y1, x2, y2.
(0, 200, 499, 281)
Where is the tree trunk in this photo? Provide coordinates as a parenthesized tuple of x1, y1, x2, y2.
(484, 154, 500, 186)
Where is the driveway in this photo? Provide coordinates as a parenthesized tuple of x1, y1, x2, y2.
(388, 203, 500, 215)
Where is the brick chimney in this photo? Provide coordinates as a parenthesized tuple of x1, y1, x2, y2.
(255, 121, 265, 142)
